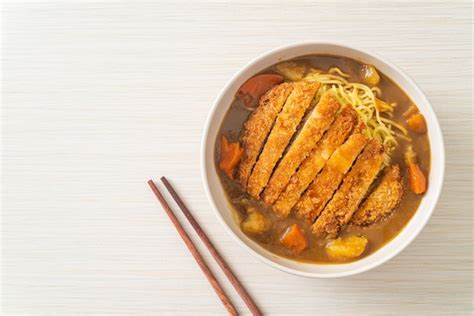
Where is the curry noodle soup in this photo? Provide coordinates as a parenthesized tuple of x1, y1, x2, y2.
(215, 55, 430, 264)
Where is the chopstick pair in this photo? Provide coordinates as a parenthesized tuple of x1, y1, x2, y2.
(148, 177, 262, 316)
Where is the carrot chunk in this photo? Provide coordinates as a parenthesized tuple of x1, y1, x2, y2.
(279, 224, 308, 253)
(406, 113, 427, 134)
(237, 74, 284, 108)
(219, 135, 243, 179)
(408, 162, 427, 194)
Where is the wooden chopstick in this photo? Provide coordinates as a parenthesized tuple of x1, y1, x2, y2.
(147, 180, 238, 316)
(160, 177, 263, 316)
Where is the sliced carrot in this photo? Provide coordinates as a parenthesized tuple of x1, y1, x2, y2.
(406, 113, 427, 134)
(237, 74, 284, 108)
(408, 162, 427, 194)
(219, 135, 243, 179)
(279, 224, 308, 253)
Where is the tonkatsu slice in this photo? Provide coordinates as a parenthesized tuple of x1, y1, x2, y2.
(296, 133, 368, 222)
(262, 92, 340, 206)
(247, 81, 320, 198)
(312, 140, 385, 238)
(273, 106, 359, 217)
(238, 83, 294, 189)
(351, 165, 404, 226)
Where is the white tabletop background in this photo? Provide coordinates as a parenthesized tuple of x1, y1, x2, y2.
(2, 1, 473, 315)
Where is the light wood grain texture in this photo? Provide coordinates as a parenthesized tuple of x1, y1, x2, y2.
(2, 1, 473, 315)
(160, 177, 262, 316)
(147, 180, 238, 315)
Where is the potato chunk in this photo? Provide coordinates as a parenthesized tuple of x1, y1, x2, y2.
(241, 207, 270, 235)
(275, 61, 307, 81)
(362, 64, 380, 85)
(326, 235, 368, 260)
(280, 224, 308, 253)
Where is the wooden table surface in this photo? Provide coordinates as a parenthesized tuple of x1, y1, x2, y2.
(2, 1, 473, 315)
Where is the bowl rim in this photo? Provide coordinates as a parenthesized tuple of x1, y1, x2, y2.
(201, 41, 445, 278)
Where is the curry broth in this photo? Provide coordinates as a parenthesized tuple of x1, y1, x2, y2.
(215, 55, 431, 263)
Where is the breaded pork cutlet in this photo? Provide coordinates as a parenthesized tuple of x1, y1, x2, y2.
(238, 83, 294, 189)
(295, 133, 368, 222)
(312, 140, 385, 238)
(351, 165, 404, 226)
(261, 92, 340, 206)
(272, 106, 359, 217)
(247, 81, 320, 199)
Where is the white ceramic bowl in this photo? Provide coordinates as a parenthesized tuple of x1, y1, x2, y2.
(201, 42, 445, 278)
